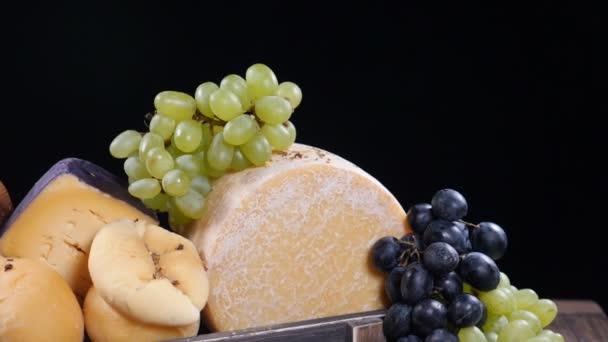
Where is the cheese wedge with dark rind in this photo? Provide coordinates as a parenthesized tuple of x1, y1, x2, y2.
(183, 144, 409, 331)
(0, 158, 157, 300)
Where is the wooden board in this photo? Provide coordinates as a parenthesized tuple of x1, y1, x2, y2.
(0, 180, 12, 227)
(174, 300, 607, 342)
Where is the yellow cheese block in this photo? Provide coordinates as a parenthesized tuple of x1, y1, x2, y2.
(83, 286, 199, 342)
(0, 174, 156, 300)
(184, 144, 408, 331)
(0, 255, 84, 342)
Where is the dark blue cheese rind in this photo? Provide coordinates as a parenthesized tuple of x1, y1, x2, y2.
(2, 158, 155, 232)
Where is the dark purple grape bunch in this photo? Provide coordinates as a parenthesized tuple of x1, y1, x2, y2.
(371, 189, 508, 341)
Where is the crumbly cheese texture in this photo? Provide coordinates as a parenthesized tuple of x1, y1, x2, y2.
(0, 174, 156, 300)
(184, 144, 408, 331)
(0, 256, 84, 342)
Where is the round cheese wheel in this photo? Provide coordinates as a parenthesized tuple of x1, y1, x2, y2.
(184, 144, 408, 331)
(0, 255, 83, 341)
(84, 286, 200, 342)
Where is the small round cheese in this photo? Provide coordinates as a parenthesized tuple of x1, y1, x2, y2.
(0, 255, 83, 342)
(84, 286, 200, 342)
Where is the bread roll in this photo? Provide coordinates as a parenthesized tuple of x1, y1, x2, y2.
(0, 180, 11, 227)
(0, 255, 83, 341)
(84, 286, 199, 342)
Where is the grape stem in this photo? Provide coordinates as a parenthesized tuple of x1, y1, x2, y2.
(192, 111, 226, 126)
(397, 238, 422, 267)
(459, 220, 480, 229)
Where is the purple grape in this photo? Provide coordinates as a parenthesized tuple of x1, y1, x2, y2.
(447, 294, 484, 327)
(407, 203, 434, 235)
(372, 236, 404, 272)
(431, 189, 468, 221)
(470, 222, 508, 260)
(425, 329, 458, 342)
(422, 242, 459, 275)
(423, 220, 468, 254)
(411, 299, 447, 337)
(400, 263, 434, 305)
(385, 266, 407, 303)
(434, 272, 463, 302)
(383, 303, 413, 340)
(458, 252, 500, 291)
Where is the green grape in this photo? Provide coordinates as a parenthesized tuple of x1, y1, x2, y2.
(285, 120, 296, 145)
(207, 132, 234, 171)
(529, 299, 558, 327)
(201, 123, 213, 150)
(174, 189, 206, 219)
(167, 142, 186, 158)
(174, 119, 203, 152)
(514, 289, 539, 310)
(508, 310, 542, 334)
(485, 332, 498, 342)
(497, 320, 535, 342)
(246, 63, 278, 99)
(221, 74, 251, 111)
(167, 200, 192, 230)
(482, 314, 509, 334)
(128, 178, 161, 199)
(479, 288, 517, 315)
(223, 114, 256, 145)
(554, 333, 566, 342)
(229, 148, 252, 171)
(213, 125, 224, 134)
(194, 82, 219, 119)
(209, 89, 243, 121)
(154, 91, 196, 122)
(524, 337, 552, 342)
(502, 286, 516, 297)
(240, 133, 272, 166)
(124, 156, 150, 180)
(539, 329, 564, 342)
(149, 114, 176, 141)
(254, 96, 292, 124)
(190, 175, 212, 196)
(128, 176, 137, 184)
(276, 81, 302, 109)
(458, 326, 487, 342)
(139, 132, 164, 162)
(509, 285, 518, 294)
(161, 169, 191, 196)
(145, 147, 174, 179)
(142, 192, 170, 212)
(261, 123, 292, 150)
(498, 272, 511, 288)
(175, 154, 203, 178)
(198, 151, 225, 178)
(110, 130, 141, 158)
(464, 282, 474, 294)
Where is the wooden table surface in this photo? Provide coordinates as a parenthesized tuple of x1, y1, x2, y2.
(175, 300, 607, 342)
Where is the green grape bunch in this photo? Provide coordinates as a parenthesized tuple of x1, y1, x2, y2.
(109, 63, 302, 227)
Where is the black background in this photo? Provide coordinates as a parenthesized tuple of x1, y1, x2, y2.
(1, 2, 606, 312)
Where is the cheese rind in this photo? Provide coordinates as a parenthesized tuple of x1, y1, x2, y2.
(185, 144, 408, 331)
(0, 256, 84, 342)
(0, 158, 157, 299)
